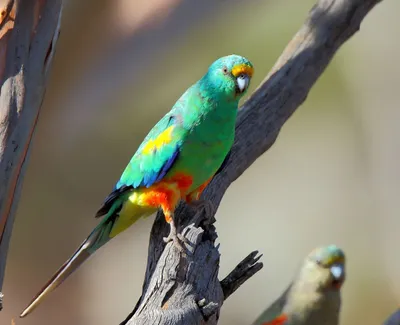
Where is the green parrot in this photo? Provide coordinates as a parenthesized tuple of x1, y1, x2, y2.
(19, 54, 254, 318)
(252, 245, 346, 325)
(383, 308, 400, 325)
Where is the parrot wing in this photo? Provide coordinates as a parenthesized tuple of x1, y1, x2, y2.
(252, 285, 291, 325)
(96, 113, 184, 218)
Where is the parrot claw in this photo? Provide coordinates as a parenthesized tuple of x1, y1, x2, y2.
(188, 199, 215, 217)
(163, 219, 189, 253)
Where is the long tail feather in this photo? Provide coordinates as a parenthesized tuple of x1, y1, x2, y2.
(19, 217, 115, 318)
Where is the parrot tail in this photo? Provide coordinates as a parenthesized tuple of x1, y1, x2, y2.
(19, 214, 117, 318)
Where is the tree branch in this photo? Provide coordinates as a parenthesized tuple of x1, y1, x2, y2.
(122, 0, 383, 324)
(220, 251, 263, 301)
(0, 0, 63, 311)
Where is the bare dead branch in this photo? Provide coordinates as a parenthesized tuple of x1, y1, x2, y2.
(0, 0, 63, 311)
(221, 251, 263, 301)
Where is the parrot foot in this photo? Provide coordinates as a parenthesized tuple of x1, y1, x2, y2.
(188, 199, 215, 217)
(163, 219, 189, 253)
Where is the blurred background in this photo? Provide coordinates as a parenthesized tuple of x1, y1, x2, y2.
(0, 0, 399, 324)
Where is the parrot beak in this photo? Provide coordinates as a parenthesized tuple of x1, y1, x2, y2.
(330, 264, 345, 289)
(236, 74, 250, 93)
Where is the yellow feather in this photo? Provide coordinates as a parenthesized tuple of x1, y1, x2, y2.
(109, 192, 156, 237)
(142, 126, 174, 155)
(231, 63, 254, 78)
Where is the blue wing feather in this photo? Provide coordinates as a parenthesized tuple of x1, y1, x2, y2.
(95, 113, 182, 218)
(154, 147, 180, 184)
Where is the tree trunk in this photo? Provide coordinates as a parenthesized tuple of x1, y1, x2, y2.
(0, 0, 63, 311)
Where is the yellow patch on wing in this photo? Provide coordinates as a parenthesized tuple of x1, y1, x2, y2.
(142, 126, 174, 155)
(231, 63, 254, 78)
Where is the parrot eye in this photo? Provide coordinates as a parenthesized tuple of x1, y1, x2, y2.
(222, 67, 228, 74)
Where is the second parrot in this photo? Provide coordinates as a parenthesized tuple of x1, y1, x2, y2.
(252, 245, 346, 325)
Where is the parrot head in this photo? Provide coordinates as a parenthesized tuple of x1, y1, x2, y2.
(255, 245, 346, 325)
(302, 244, 346, 292)
(283, 245, 345, 325)
(203, 54, 254, 100)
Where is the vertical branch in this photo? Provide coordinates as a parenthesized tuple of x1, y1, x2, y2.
(0, 0, 63, 310)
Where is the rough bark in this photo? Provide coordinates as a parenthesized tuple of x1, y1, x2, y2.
(0, 0, 63, 311)
(123, 0, 383, 324)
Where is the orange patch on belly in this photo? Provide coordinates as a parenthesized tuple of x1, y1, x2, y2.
(142, 184, 176, 208)
(168, 172, 193, 193)
(141, 173, 192, 219)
